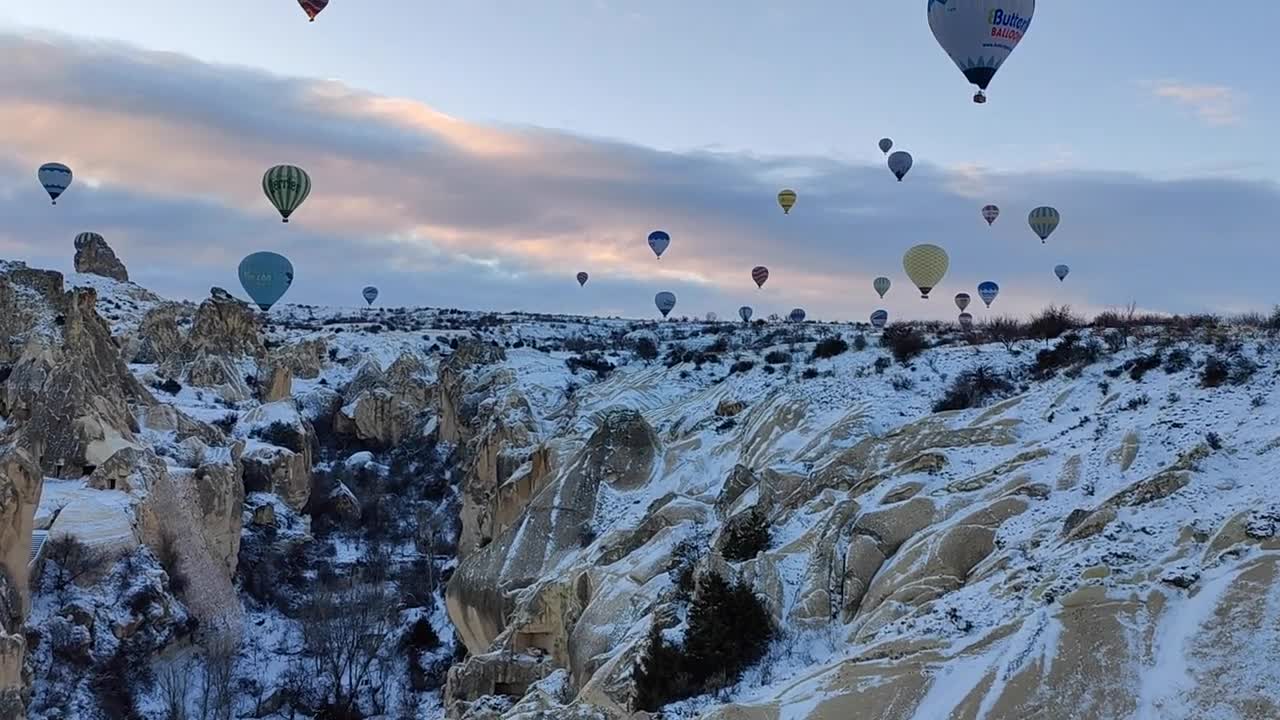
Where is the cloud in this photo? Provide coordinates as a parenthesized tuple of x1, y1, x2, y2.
(1151, 81, 1243, 126)
(0, 30, 1278, 322)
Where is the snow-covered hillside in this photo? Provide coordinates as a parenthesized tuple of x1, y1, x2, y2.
(5, 259, 1280, 720)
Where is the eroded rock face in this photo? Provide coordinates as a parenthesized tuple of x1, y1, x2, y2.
(4, 287, 152, 477)
(583, 410, 657, 491)
(335, 352, 435, 449)
(186, 287, 264, 358)
(0, 443, 42, 712)
(133, 302, 185, 365)
(73, 233, 129, 282)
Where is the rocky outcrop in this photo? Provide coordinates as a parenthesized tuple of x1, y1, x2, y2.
(335, 352, 435, 449)
(266, 337, 328, 380)
(186, 287, 264, 358)
(240, 402, 316, 511)
(439, 341, 507, 445)
(4, 287, 152, 477)
(0, 443, 41, 717)
(133, 302, 185, 365)
(72, 232, 129, 282)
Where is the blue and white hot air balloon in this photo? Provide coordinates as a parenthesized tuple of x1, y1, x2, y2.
(871, 310, 889, 329)
(38, 162, 72, 205)
(978, 281, 1000, 308)
(648, 231, 671, 259)
(362, 286, 379, 305)
(655, 291, 677, 318)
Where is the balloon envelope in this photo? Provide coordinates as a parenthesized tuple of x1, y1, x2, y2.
(655, 291, 677, 317)
(299, 0, 328, 20)
(577, 272, 589, 286)
(878, 138, 893, 154)
(888, 151, 913, 181)
(871, 310, 889, 329)
(648, 231, 671, 259)
(239, 252, 295, 311)
(982, 204, 1000, 225)
(959, 312, 974, 329)
(788, 308, 806, 323)
(739, 306, 753, 322)
(361, 286, 379, 305)
(1028, 206, 1060, 242)
(955, 293, 971, 311)
(262, 165, 312, 223)
(978, 281, 1000, 307)
(1054, 264, 1070, 281)
(751, 266, 770, 288)
(902, 244, 950, 298)
(777, 189, 797, 214)
(928, 0, 1035, 103)
(38, 162, 72, 204)
(873, 276, 891, 299)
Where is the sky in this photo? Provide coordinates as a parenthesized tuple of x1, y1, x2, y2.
(0, 1, 1278, 321)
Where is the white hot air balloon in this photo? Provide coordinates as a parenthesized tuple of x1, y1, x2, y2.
(928, 0, 1036, 104)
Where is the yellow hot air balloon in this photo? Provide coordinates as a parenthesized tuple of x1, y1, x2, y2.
(777, 189, 797, 214)
(902, 244, 950, 299)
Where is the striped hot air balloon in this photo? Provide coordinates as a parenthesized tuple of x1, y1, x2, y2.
(777, 189, 797, 214)
(955, 293, 971, 312)
(870, 309, 889, 329)
(978, 281, 1000, 308)
(982, 204, 1000, 225)
(751, 266, 770, 288)
(789, 308, 806, 323)
(902, 244, 949, 298)
(262, 165, 312, 223)
(38, 162, 72, 205)
(299, 0, 328, 21)
(1028, 206, 1061, 243)
(577, 272, 589, 287)
(874, 276, 891, 299)
(739, 306, 753, 322)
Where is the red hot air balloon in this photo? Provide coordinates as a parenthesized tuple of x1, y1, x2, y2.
(751, 266, 770, 289)
(299, 0, 328, 21)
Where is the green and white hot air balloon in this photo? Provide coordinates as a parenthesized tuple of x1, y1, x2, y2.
(262, 165, 312, 223)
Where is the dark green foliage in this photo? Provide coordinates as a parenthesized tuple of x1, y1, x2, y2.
(1027, 305, 1080, 340)
(156, 377, 182, 395)
(211, 413, 238, 435)
(729, 360, 755, 375)
(1031, 333, 1101, 379)
(880, 324, 927, 364)
(764, 350, 791, 365)
(633, 572, 775, 711)
(1163, 348, 1193, 373)
(933, 364, 1016, 412)
(811, 337, 848, 360)
(721, 507, 771, 562)
(252, 421, 307, 454)
(633, 336, 660, 361)
(801, 367, 819, 380)
(852, 334, 868, 352)
(1128, 353, 1164, 381)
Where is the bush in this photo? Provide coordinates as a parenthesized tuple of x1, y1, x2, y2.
(251, 421, 307, 454)
(890, 375, 915, 391)
(873, 356, 892, 374)
(156, 377, 182, 395)
(633, 572, 774, 711)
(402, 617, 441, 654)
(211, 413, 238, 435)
(764, 350, 791, 365)
(566, 352, 614, 380)
(801, 367, 819, 380)
(852, 334, 867, 352)
(1128, 353, 1163, 382)
(933, 365, 1015, 412)
(1031, 333, 1100, 379)
(721, 507, 771, 562)
(633, 337, 659, 361)
(1202, 353, 1257, 388)
(1163, 348, 1193, 373)
(1028, 305, 1080, 340)
(811, 337, 849, 360)
(729, 360, 755, 375)
(880, 324, 927, 364)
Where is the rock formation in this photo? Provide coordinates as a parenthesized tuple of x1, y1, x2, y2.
(72, 233, 129, 282)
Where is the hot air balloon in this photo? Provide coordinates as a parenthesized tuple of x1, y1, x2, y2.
(902, 244, 949, 299)
(299, 0, 328, 21)
(978, 281, 1000, 308)
(874, 277, 892, 299)
(959, 312, 974, 329)
(262, 165, 312, 223)
(789, 308, 806, 323)
(577, 272, 589, 287)
(1028, 206, 1060, 243)
(655, 291, 677, 318)
(879, 138, 894, 155)
(38, 163, 72, 205)
(871, 310, 889, 329)
(739, 306, 753, 322)
(1054, 264, 1070, 282)
(648, 231, 670, 259)
(238, 252, 295, 311)
(982, 204, 1000, 226)
(751, 266, 770, 289)
(888, 151, 913, 181)
(362, 286, 379, 306)
(777, 189, 797, 215)
(955, 293, 971, 312)
(928, 0, 1036, 104)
